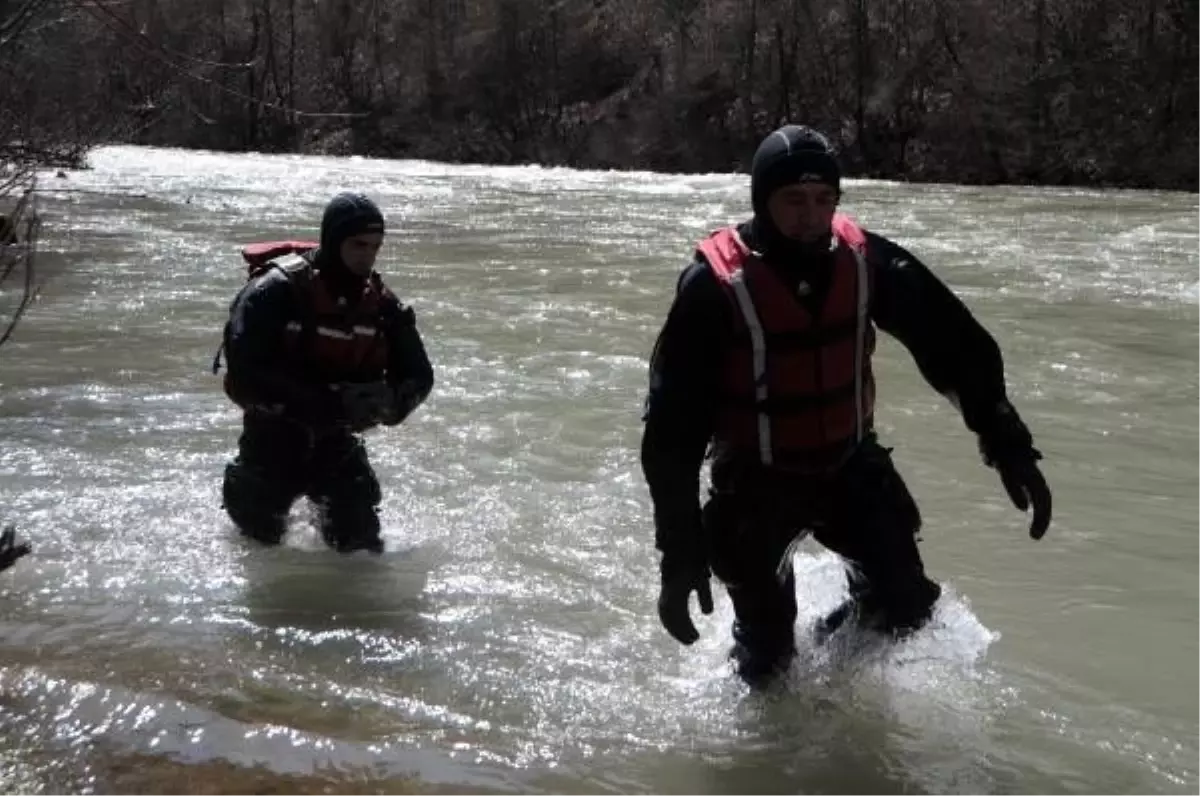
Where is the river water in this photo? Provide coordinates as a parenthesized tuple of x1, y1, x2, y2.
(0, 146, 1195, 793)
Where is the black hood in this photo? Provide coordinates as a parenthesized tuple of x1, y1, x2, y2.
(749, 125, 841, 262)
(314, 192, 385, 292)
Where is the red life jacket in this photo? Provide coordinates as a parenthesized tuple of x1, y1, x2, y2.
(698, 213, 875, 471)
(216, 241, 393, 408)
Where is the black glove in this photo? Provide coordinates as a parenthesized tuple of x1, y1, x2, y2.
(336, 381, 396, 432)
(380, 378, 425, 427)
(994, 453, 1052, 540)
(0, 526, 31, 572)
(657, 549, 713, 645)
(294, 383, 345, 424)
(978, 404, 1052, 540)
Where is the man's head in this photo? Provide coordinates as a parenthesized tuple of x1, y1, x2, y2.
(750, 125, 841, 247)
(320, 192, 385, 278)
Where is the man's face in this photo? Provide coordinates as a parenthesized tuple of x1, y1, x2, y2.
(339, 232, 384, 277)
(766, 182, 840, 243)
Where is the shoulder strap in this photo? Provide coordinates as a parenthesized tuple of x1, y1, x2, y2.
(831, 213, 867, 254)
(212, 256, 315, 375)
(697, 226, 750, 283)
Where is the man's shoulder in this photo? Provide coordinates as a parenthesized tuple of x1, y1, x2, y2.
(369, 276, 418, 329)
(854, 227, 923, 272)
(370, 275, 405, 309)
(234, 264, 308, 315)
(680, 249, 733, 297)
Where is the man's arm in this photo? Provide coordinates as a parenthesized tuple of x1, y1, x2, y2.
(867, 231, 1051, 537)
(224, 271, 340, 421)
(867, 232, 1026, 443)
(640, 257, 729, 555)
(379, 296, 434, 425)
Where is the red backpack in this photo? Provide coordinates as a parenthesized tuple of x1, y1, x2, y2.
(239, 240, 319, 276)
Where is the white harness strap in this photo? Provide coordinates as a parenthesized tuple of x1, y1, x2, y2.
(849, 242, 870, 443)
(721, 230, 775, 466)
(274, 253, 308, 271)
(728, 269, 772, 466)
(315, 326, 354, 340)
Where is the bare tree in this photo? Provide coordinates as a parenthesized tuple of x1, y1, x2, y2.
(1, 0, 1195, 228)
(0, 0, 77, 352)
(0, 1, 86, 574)
(0, 169, 41, 349)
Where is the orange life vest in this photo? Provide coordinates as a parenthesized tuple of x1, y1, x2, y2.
(698, 213, 875, 471)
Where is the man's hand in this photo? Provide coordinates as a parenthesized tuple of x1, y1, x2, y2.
(336, 381, 395, 432)
(978, 402, 1052, 540)
(378, 379, 425, 427)
(0, 526, 31, 572)
(995, 454, 1053, 540)
(657, 551, 714, 645)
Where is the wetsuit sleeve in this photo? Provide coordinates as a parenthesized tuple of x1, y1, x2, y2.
(866, 231, 1037, 455)
(224, 271, 341, 421)
(380, 296, 435, 424)
(640, 256, 731, 554)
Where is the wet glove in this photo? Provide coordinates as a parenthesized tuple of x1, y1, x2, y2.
(0, 525, 31, 572)
(381, 378, 426, 427)
(978, 403, 1053, 540)
(657, 547, 713, 645)
(335, 381, 397, 432)
(994, 453, 1052, 540)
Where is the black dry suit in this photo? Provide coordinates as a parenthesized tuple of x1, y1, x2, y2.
(642, 126, 1050, 683)
(221, 193, 434, 553)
